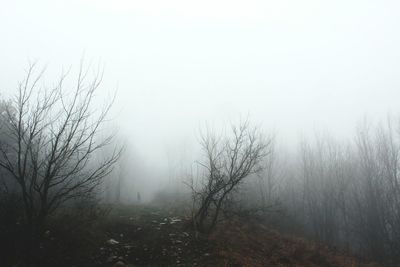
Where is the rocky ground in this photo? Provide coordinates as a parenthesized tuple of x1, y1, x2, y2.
(86, 205, 379, 267)
(93, 205, 218, 266)
(16, 204, 381, 267)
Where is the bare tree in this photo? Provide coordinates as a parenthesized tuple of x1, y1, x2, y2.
(353, 118, 400, 261)
(0, 62, 121, 239)
(289, 119, 400, 263)
(189, 120, 271, 233)
(256, 137, 281, 209)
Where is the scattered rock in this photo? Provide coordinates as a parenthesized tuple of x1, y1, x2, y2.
(170, 217, 182, 224)
(107, 239, 120, 245)
(107, 255, 118, 263)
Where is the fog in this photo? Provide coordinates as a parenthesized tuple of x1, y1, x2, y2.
(2, 1, 400, 265)
(3, 0, 400, 202)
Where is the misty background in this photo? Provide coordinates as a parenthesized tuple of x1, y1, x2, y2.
(2, 0, 400, 200)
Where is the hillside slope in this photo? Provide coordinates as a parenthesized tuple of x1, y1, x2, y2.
(32, 205, 380, 267)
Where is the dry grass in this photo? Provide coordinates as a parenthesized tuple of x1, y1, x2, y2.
(209, 218, 381, 267)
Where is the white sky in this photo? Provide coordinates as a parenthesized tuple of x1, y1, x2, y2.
(1, 0, 400, 165)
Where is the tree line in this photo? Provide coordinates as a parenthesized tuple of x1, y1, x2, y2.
(0, 62, 399, 265)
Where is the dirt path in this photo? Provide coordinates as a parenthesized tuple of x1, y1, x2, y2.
(93, 206, 218, 266)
